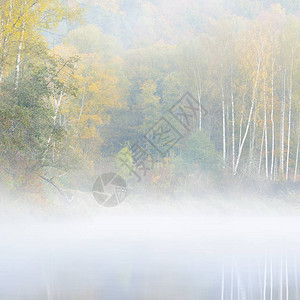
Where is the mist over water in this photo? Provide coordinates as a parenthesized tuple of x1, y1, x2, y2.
(1, 0, 300, 299)
(1, 200, 300, 299)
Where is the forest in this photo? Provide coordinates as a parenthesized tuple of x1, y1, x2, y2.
(2, 1, 300, 299)
(1, 0, 300, 204)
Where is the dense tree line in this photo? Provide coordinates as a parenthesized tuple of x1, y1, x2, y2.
(1, 0, 300, 199)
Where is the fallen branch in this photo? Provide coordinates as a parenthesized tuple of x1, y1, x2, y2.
(39, 175, 69, 202)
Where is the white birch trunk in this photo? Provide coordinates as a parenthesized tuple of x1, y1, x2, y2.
(270, 55, 275, 180)
(286, 57, 293, 181)
(221, 80, 226, 167)
(263, 80, 269, 178)
(234, 57, 261, 174)
(249, 101, 257, 173)
(294, 133, 300, 182)
(259, 129, 265, 175)
(15, 21, 25, 88)
(78, 94, 85, 122)
(231, 68, 235, 172)
(196, 65, 202, 131)
(238, 93, 245, 152)
(280, 67, 286, 175)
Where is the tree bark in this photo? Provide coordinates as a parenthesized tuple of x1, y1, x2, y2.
(258, 129, 264, 175)
(195, 64, 202, 131)
(286, 57, 293, 181)
(221, 78, 226, 167)
(280, 66, 286, 176)
(234, 56, 261, 175)
(270, 51, 275, 180)
(249, 100, 257, 173)
(294, 133, 300, 182)
(231, 67, 235, 172)
(263, 80, 268, 178)
(15, 21, 25, 88)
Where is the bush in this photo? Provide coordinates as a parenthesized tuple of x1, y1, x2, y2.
(172, 130, 222, 175)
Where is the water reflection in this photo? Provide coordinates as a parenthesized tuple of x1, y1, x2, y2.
(0, 216, 299, 299)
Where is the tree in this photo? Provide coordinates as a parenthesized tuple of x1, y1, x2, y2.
(0, 53, 77, 193)
(172, 131, 222, 174)
(0, 0, 80, 85)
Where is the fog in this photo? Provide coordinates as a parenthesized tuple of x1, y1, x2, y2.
(2, 0, 300, 299)
(1, 199, 300, 299)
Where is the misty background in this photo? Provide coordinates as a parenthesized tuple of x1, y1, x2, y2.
(1, 1, 300, 299)
(0, 0, 300, 214)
